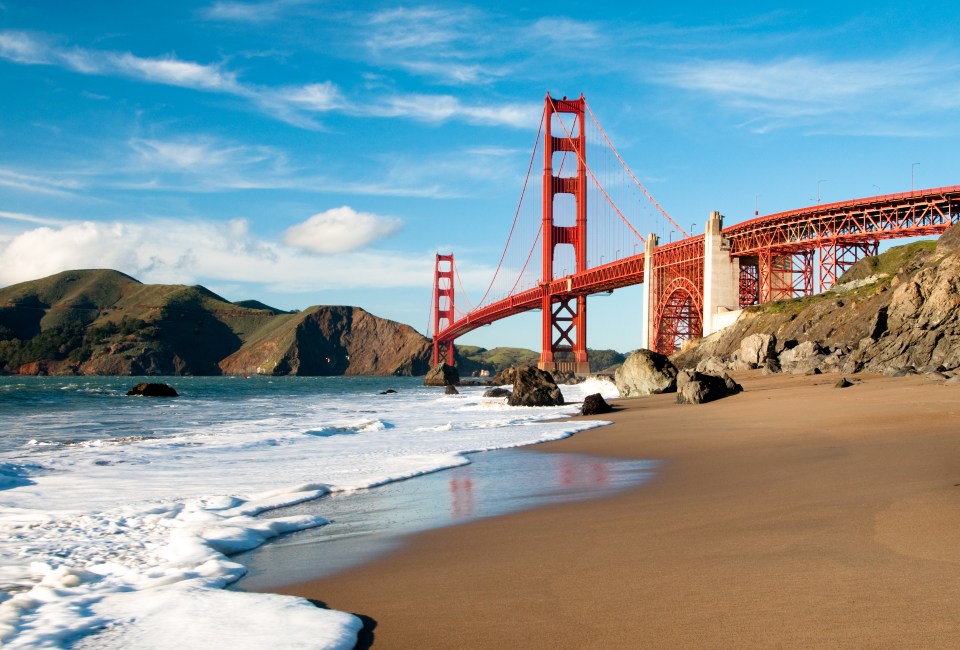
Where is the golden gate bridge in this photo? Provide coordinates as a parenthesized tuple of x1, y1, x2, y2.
(430, 93, 960, 372)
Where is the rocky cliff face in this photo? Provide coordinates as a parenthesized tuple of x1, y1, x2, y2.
(673, 228, 960, 377)
(0, 270, 432, 376)
(218, 306, 432, 376)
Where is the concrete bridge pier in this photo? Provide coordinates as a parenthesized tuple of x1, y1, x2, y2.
(702, 211, 741, 336)
(640, 233, 658, 350)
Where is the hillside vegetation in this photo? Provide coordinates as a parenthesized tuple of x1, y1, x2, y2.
(0, 269, 431, 376)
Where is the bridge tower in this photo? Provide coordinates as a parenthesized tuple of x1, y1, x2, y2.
(540, 94, 589, 375)
(432, 253, 455, 366)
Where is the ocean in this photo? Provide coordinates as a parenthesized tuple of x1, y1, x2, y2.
(0, 374, 645, 648)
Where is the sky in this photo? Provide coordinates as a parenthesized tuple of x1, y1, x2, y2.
(1, 1, 959, 353)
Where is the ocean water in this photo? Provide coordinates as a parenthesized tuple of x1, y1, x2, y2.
(0, 374, 630, 648)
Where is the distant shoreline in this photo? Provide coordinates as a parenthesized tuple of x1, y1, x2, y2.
(269, 370, 960, 648)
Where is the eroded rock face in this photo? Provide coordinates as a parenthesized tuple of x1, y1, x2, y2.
(738, 333, 776, 367)
(779, 341, 826, 375)
(615, 349, 678, 397)
(507, 366, 564, 407)
(424, 363, 460, 386)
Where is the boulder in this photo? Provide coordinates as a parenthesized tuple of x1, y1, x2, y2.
(675, 370, 739, 405)
(507, 366, 564, 407)
(444, 384, 460, 395)
(424, 363, 460, 386)
(378, 388, 398, 395)
(614, 349, 678, 397)
(483, 387, 512, 398)
(695, 356, 728, 375)
(580, 393, 613, 416)
(778, 341, 825, 375)
(835, 377, 853, 388)
(127, 382, 178, 397)
(738, 333, 776, 366)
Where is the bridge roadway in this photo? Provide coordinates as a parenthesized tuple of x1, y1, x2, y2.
(436, 184, 960, 355)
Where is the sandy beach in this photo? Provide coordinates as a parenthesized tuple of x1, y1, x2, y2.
(270, 371, 960, 648)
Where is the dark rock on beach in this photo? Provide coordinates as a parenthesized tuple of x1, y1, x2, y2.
(676, 370, 740, 405)
(483, 387, 512, 398)
(614, 349, 678, 396)
(506, 366, 564, 407)
(424, 363, 460, 386)
(126, 382, 178, 397)
(580, 393, 612, 416)
(444, 384, 460, 395)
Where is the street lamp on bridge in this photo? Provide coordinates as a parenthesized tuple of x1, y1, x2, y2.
(817, 179, 827, 204)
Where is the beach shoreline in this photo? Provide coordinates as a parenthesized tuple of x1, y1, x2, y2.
(266, 370, 960, 648)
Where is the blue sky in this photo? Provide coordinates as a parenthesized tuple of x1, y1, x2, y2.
(1, 1, 958, 352)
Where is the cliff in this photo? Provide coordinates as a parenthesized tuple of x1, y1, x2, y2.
(0, 269, 431, 376)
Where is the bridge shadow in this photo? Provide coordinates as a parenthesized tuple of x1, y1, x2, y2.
(308, 599, 378, 649)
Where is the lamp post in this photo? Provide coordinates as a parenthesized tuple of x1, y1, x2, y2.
(817, 179, 827, 204)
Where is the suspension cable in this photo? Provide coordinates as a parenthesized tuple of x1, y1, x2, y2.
(547, 96, 646, 245)
(584, 100, 687, 238)
(474, 109, 546, 308)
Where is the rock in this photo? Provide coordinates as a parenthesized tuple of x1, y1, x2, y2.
(945, 376, 960, 385)
(378, 388, 398, 394)
(926, 371, 950, 380)
(424, 363, 460, 386)
(721, 372, 743, 394)
(760, 357, 782, 375)
(779, 341, 825, 375)
(675, 370, 735, 405)
(507, 366, 564, 407)
(804, 367, 822, 376)
(615, 349, 678, 397)
(483, 387, 512, 398)
(491, 366, 522, 386)
(444, 384, 460, 395)
(738, 333, 776, 366)
(127, 382, 178, 397)
(695, 356, 728, 375)
(580, 393, 612, 415)
(835, 377, 853, 388)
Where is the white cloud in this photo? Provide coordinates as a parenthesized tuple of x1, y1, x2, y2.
(0, 167, 85, 197)
(364, 94, 539, 128)
(283, 206, 402, 255)
(0, 216, 424, 292)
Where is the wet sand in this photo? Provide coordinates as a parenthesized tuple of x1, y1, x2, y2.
(270, 371, 960, 648)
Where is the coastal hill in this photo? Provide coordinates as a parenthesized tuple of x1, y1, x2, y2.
(0, 269, 432, 376)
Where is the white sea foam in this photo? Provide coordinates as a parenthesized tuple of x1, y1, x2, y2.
(0, 377, 617, 648)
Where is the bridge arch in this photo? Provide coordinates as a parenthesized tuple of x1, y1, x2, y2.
(653, 277, 703, 354)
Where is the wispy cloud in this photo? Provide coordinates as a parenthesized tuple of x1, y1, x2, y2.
(201, 0, 309, 23)
(0, 167, 85, 197)
(0, 29, 534, 130)
(654, 54, 958, 133)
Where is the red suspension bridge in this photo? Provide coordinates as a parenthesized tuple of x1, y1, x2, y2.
(431, 93, 960, 372)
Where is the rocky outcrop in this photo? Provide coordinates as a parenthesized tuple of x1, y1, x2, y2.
(221, 306, 432, 377)
(615, 349, 678, 396)
(444, 384, 460, 395)
(671, 233, 960, 378)
(581, 393, 612, 415)
(676, 370, 742, 405)
(424, 363, 460, 386)
(126, 382, 178, 397)
(507, 366, 564, 407)
(483, 387, 512, 398)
